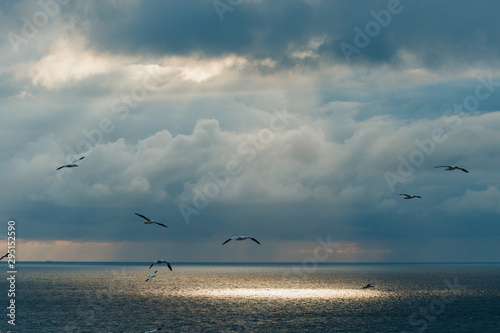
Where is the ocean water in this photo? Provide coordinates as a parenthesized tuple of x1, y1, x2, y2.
(1, 263, 499, 332)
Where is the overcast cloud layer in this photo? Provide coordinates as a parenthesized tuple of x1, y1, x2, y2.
(1, 0, 500, 262)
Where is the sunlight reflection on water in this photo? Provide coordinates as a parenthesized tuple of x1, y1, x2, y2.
(14, 263, 500, 331)
(187, 288, 389, 299)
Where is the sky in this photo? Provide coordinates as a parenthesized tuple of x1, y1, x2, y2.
(1, 0, 500, 262)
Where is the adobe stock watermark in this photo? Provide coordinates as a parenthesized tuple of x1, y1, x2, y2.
(7, 0, 71, 53)
(340, 0, 406, 64)
(53, 66, 167, 182)
(178, 109, 296, 224)
(384, 74, 500, 192)
(401, 277, 466, 333)
(6, 220, 17, 328)
(213, 0, 243, 21)
(282, 235, 340, 279)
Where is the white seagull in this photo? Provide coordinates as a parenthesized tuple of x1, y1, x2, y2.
(398, 193, 422, 199)
(149, 260, 172, 271)
(140, 328, 162, 333)
(135, 213, 168, 228)
(56, 156, 85, 170)
(362, 284, 374, 289)
(222, 236, 261, 245)
(434, 165, 468, 173)
(145, 271, 158, 282)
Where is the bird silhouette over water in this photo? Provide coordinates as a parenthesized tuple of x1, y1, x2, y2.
(362, 284, 374, 289)
(145, 271, 158, 282)
(140, 328, 162, 333)
(149, 260, 172, 270)
(0, 253, 9, 260)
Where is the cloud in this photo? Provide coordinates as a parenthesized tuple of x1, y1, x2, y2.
(55, 0, 500, 71)
(27, 35, 114, 90)
(2, 1, 500, 262)
(441, 186, 500, 215)
(2, 107, 499, 245)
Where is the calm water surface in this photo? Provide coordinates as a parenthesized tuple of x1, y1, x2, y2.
(1, 263, 499, 332)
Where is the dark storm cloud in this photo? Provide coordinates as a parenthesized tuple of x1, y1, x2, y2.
(385, 1, 500, 68)
(62, 0, 500, 69)
(69, 0, 316, 65)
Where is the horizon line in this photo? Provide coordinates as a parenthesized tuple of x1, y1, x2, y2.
(16, 261, 500, 264)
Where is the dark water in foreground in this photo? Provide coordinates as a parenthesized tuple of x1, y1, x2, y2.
(0, 263, 499, 332)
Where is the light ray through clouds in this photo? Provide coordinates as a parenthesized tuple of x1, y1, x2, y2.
(1, 0, 500, 262)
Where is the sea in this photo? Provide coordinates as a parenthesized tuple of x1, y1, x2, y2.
(1, 262, 499, 332)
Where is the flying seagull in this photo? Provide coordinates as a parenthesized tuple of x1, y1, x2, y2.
(135, 213, 168, 228)
(398, 194, 422, 199)
(362, 284, 374, 289)
(0, 253, 9, 260)
(140, 329, 162, 333)
(145, 271, 158, 282)
(56, 156, 85, 170)
(149, 260, 172, 271)
(222, 236, 261, 245)
(434, 165, 468, 173)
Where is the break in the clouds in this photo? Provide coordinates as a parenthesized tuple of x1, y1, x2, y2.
(1, 0, 500, 262)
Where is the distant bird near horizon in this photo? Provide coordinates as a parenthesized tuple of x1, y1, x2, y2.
(362, 284, 374, 289)
(0, 253, 9, 260)
(145, 271, 158, 282)
(56, 156, 85, 170)
(434, 165, 469, 173)
(398, 194, 422, 199)
(222, 236, 261, 245)
(135, 213, 168, 228)
(149, 260, 172, 270)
